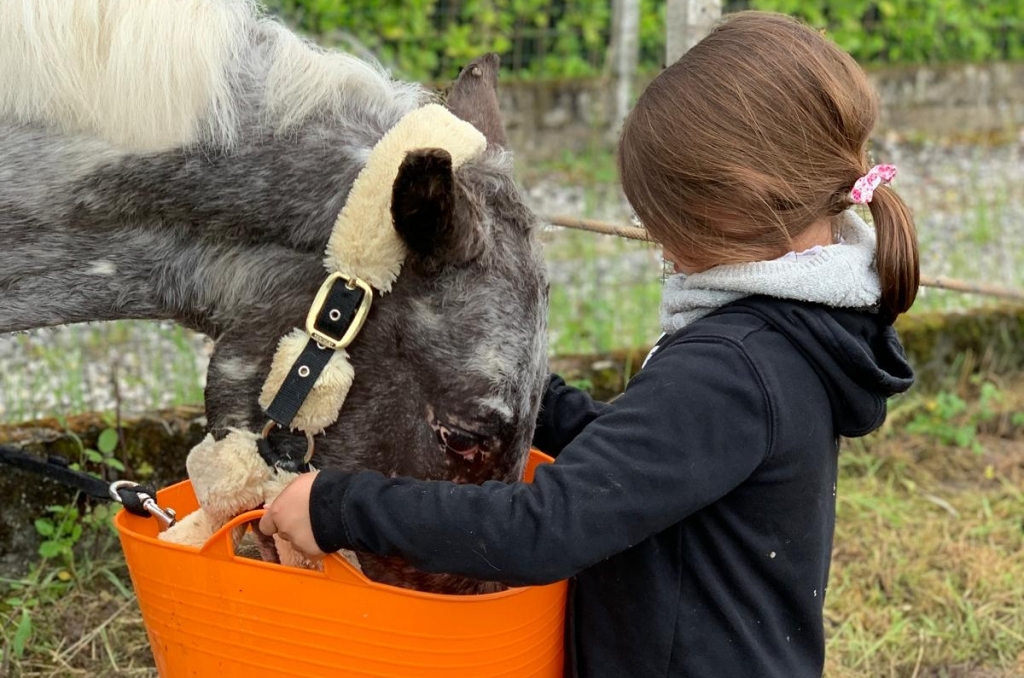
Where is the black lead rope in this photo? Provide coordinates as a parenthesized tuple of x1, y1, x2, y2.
(0, 444, 161, 520)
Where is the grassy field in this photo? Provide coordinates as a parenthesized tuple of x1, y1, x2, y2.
(480, 134, 1024, 356)
(1, 378, 1022, 677)
(0, 138, 1022, 676)
(1, 139, 1020, 420)
(0, 324, 207, 425)
(823, 382, 1024, 678)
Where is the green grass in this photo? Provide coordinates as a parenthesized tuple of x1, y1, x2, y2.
(0, 499, 153, 678)
(827, 474, 1024, 678)
(1, 119, 1021, 677)
(824, 385, 1024, 677)
(516, 145, 620, 187)
(542, 228, 665, 355)
(2, 141, 1021, 415)
(0, 322, 207, 424)
(2, 380, 1023, 677)
(523, 143, 1024, 318)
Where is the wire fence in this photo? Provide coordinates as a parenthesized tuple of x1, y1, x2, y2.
(1, 0, 1022, 419)
(266, 0, 1024, 82)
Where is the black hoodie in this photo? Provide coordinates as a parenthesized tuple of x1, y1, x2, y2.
(310, 296, 914, 678)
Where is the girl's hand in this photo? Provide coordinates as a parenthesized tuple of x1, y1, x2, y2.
(258, 471, 326, 558)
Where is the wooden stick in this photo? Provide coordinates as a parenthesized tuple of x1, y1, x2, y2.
(544, 214, 652, 242)
(541, 214, 1024, 303)
(916, 276, 1024, 302)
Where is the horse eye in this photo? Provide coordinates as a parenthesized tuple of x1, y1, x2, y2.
(436, 424, 484, 454)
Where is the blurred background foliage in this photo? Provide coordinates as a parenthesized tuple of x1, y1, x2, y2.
(263, 0, 1024, 81)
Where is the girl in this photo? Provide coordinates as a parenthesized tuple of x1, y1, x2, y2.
(260, 11, 917, 677)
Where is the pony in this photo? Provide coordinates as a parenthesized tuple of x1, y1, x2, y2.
(0, 0, 549, 594)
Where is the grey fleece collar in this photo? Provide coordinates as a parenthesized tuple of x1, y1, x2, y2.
(660, 210, 881, 333)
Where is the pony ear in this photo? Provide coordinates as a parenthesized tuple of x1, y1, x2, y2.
(446, 53, 507, 147)
(391, 149, 485, 268)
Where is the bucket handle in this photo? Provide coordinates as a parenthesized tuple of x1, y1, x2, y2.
(199, 508, 371, 587)
(194, 453, 554, 587)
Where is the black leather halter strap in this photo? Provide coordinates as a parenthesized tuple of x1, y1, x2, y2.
(258, 273, 374, 470)
(264, 277, 366, 426)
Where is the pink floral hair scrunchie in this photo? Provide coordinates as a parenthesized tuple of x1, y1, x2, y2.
(850, 164, 897, 205)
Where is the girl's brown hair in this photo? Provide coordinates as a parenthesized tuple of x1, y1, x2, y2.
(618, 11, 919, 318)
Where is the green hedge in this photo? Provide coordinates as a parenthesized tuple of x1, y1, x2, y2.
(266, 0, 665, 80)
(264, 0, 1024, 81)
(749, 0, 1024, 64)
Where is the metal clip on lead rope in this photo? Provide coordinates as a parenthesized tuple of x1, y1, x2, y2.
(109, 480, 178, 531)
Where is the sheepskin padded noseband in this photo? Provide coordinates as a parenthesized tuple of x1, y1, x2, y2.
(257, 104, 487, 437)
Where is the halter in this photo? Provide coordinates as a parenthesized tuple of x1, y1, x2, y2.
(255, 104, 487, 469)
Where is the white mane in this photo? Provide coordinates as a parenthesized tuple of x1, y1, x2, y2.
(0, 0, 427, 152)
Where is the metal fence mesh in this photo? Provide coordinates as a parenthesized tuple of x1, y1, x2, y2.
(266, 1, 1023, 81)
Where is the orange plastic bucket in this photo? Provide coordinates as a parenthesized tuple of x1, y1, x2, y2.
(115, 450, 566, 678)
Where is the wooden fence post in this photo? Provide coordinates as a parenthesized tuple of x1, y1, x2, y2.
(610, 0, 641, 140)
(666, 0, 722, 65)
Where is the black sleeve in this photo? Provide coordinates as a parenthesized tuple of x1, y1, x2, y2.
(309, 337, 774, 586)
(531, 374, 611, 456)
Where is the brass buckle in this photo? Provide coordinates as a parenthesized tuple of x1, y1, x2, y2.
(304, 272, 373, 350)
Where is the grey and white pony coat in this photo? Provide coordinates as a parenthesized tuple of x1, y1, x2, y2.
(0, 0, 550, 594)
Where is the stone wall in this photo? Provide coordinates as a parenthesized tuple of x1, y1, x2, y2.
(872, 62, 1024, 138)
(499, 62, 1024, 161)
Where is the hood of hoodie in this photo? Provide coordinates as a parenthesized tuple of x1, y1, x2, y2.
(715, 297, 915, 437)
(660, 211, 882, 333)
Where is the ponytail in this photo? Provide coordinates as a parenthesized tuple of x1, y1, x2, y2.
(868, 185, 919, 319)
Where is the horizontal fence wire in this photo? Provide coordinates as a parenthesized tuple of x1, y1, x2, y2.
(542, 214, 1024, 303)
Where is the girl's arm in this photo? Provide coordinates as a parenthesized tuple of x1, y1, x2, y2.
(531, 374, 611, 456)
(309, 337, 773, 586)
